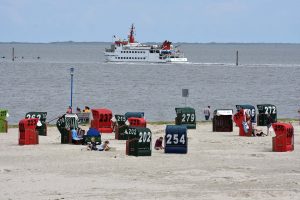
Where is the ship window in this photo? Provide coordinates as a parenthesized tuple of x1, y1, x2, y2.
(126, 57, 128, 59)
(156, 50, 159, 53)
(150, 50, 153, 53)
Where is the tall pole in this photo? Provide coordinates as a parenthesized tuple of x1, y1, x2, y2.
(70, 67, 74, 113)
(12, 48, 14, 61)
(236, 50, 239, 66)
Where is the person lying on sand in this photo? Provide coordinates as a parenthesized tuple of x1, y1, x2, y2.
(252, 124, 266, 137)
(98, 140, 110, 151)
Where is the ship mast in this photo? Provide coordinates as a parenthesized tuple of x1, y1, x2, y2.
(128, 24, 135, 43)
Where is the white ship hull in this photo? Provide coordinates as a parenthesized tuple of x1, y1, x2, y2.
(104, 24, 188, 63)
(104, 44, 187, 63)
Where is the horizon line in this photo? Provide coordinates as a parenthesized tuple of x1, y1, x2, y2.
(1, 41, 300, 45)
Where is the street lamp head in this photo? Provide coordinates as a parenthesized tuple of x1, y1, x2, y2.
(70, 67, 74, 75)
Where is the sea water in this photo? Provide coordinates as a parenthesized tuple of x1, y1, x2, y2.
(0, 43, 299, 123)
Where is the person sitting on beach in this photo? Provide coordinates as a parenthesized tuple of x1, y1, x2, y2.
(66, 106, 72, 114)
(98, 140, 110, 151)
(154, 137, 164, 150)
(251, 123, 266, 137)
(71, 126, 82, 142)
(76, 107, 81, 113)
(83, 106, 91, 113)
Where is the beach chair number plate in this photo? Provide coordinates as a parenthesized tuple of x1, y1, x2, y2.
(244, 109, 256, 118)
(166, 134, 186, 145)
(182, 113, 195, 123)
(138, 131, 151, 143)
(26, 113, 42, 119)
(264, 106, 276, 114)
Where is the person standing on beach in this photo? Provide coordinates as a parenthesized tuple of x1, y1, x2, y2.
(204, 106, 211, 120)
(266, 113, 274, 136)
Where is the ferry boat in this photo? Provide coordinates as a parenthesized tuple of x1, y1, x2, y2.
(104, 24, 188, 63)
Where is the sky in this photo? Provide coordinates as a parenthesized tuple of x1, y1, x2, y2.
(1, 0, 299, 43)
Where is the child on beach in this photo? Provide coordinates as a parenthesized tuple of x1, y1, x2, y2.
(154, 137, 164, 150)
(98, 140, 110, 151)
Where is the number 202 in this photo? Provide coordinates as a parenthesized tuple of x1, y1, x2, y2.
(139, 132, 151, 143)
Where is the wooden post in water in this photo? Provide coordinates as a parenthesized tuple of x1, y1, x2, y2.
(12, 48, 15, 61)
(236, 50, 239, 66)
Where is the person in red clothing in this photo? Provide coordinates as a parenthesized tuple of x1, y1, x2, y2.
(154, 137, 164, 150)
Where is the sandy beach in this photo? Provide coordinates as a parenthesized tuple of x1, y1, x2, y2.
(0, 122, 299, 200)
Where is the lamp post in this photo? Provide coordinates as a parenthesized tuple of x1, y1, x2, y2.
(70, 67, 74, 113)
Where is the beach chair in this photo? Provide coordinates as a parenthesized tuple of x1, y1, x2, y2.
(56, 114, 79, 144)
(257, 104, 277, 126)
(77, 112, 91, 124)
(126, 127, 152, 156)
(0, 109, 8, 133)
(233, 109, 252, 137)
(165, 125, 187, 154)
(127, 117, 147, 128)
(19, 118, 39, 145)
(272, 123, 294, 152)
(175, 107, 196, 129)
(25, 112, 47, 136)
(124, 112, 144, 119)
(113, 114, 128, 140)
(212, 109, 233, 132)
(91, 108, 113, 133)
(236, 104, 256, 123)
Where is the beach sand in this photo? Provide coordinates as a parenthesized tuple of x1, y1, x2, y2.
(0, 122, 299, 200)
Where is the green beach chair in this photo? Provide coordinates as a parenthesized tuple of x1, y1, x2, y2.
(56, 114, 79, 144)
(25, 112, 47, 136)
(175, 107, 196, 129)
(257, 104, 277, 126)
(0, 109, 8, 133)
